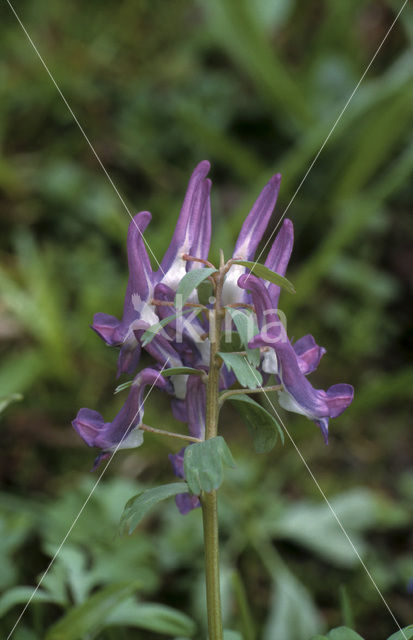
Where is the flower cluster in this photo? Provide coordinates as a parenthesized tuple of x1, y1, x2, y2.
(73, 161, 353, 512)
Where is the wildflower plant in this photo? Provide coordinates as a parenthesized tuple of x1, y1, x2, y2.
(73, 161, 354, 639)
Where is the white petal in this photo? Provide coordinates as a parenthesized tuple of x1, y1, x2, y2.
(262, 348, 278, 374)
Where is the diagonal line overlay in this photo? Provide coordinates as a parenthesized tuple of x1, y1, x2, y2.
(4, 0, 165, 276)
(6, 361, 170, 640)
(250, 0, 409, 273)
(243, 358, 407, 639)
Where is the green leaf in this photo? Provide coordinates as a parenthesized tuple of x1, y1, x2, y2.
(224, 631, 243, 640)
(220, 331, 243, 353)
(175, 267, 217, 306)
(263, 563, 323, 640)
(45, 582, 140, 640)
(0, 586, 63, 617)
(114, 380, 134, 394)
(120, 483, 189, 535)
(273, 489, 377, 568)
(0, 393, 23, 416)
(218, 352, 263, 389)
(226, 307, 260, 366)
(184, 436, 236, 495)
(326, 628, 365, 640)
(141, 308, 201, 346)
(339, 585, 355, 630)
(162, 367, 204, 377)
(231, 570, 256, 640)
(229, 394, 284, 452)
(197, 278, 214, 306)
(231, 260, 295, 294)
(106, 600, 196, 636)
(387, 627, 413, 640)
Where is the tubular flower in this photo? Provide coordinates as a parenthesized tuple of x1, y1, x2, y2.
(238, 273, 353, 443)
(72, 368, 170, 456)
(222, 174, 281, 306)
(91, 161, 211, 375)
(73, 161, 354, 513)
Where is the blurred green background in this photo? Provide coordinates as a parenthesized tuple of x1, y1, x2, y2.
(0, 0, 412, 638)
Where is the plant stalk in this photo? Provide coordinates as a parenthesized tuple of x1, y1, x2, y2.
(201, 267, 224, 640)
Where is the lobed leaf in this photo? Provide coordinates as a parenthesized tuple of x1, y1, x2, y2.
(0, 586, 63, 617)
(387, 627, 413, 640)
(114, 380, 134, 394)
(45, 582, 140, 640)
(106, 599, 196, 636)
(120, 483, 189, 535)
(162, 367, 205, 377)
(184, 436, 236, 495)
(326, 628, 365, 640)
(218, 352, 263, 389)
(229, 394, 284, 452)
(226, 307, 260, 366)
(232, 260, 295, 294)
(175, 267, 217, 306)
(141, 308, 201, 346)
(264, 563, 323, 640)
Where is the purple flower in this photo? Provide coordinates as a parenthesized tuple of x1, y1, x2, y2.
(91, 161, 211, 376)
(238, 273, 353, 443)
(73, 161, 354, 513)
(222, 174, 281, 306)
(264, 218, 294, 309)
(72, 368, 170, 452)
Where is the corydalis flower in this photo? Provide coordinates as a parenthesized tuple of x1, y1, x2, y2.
(239, 274, 353, 442)
(72, 368, 170, 463)
(92, 161, 212, 376)
(73, 161, 354, 513)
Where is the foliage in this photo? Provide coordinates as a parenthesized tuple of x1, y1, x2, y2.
(0, 0, 412, 638)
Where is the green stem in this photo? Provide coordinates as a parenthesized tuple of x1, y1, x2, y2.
(201, 268, 224, 640)
(202, 490, 222, 640)
(139, 423, 202, 443)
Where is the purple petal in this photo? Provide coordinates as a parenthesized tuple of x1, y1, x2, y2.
(171, 398, 188, 423)
(325, 383, 354, 418)
(72, 368, 169, 453)
(91, 451, 111, 471)
(169, 447, 201, 514)
(72, 408, 105, 447)
(126, 211, 154, 304)
(233, 174, 282, 261)
(91, 211, 155, 362)
(293, 334, 326, 375)
(175, 493, 201, 515)
(314, 418, 329, 444)
(153, 283, 210, 367)
(222, 174, 281, 306)
(238, 273, 283, 344)
(91, 313, 123, 346)
(187, 178, 212, 265)
(158, 161, 211, 277)
(186, 375, 206, 440)
(219, 366, 236, 390)
(238, 273, 354, 434)
(264, 218, 294, 308)
(169, 447, 186, 478)
(135, 328, 182, 369)
(117, 336, 141, 378)
(273, 341, 354, 425)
